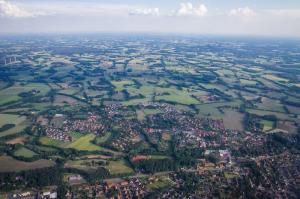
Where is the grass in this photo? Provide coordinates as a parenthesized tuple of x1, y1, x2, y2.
(255, 97, 285, 113)
(246, 108, 295, 121)
(260, 120, 275, 132)
(123, 98, 150, 106)
(293, 83, 300, 88)
(155, 87, 199, 105)
(137, 108, 161, 120)
(34, 145, 58, 152)
(0, 83, 50, 106)
(240, 79, 257, 85)
(39, 136, 66, 147)
(263, 74, 289, 83)
(111, 80, 134, 92)
(13, 147, 37, 158)
(146, 176, 172, 191)
(95, 132, 112, 144)
(106, 160, 134, 175)
(0, 114, 29, 138)
(0, 155, 55, 172)
(150, 155, 169, 160)
(223, 110, 244, 131)
(224, 172, 239, 179)
(65, 134, 102, 151)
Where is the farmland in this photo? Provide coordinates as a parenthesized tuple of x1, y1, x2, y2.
(0, 156, 55, 172)
(0, 34, 299, 198)
(65, 134, 102, 151)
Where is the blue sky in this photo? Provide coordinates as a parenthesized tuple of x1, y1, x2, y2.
(0, 0, 300, 37)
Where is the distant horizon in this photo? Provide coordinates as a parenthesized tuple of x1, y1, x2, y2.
(0, 31, 300, 40)
(1, 0, 300, 37)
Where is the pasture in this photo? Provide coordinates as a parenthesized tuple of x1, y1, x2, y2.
(0, 114, 28, 138)
(65, 134, 102, 151)
(106, 160, 134, 175)
(13, 147, 37, 158)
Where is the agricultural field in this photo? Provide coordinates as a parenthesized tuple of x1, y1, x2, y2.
(0, 114, 29, 138)
(65, 134, 102, 151)
(0, 35, 299, 198)
(13, 147, 37, 158)
(260, 120, 275, 132)
(0, 156, 55, 172)
(106, 160, 134, 175)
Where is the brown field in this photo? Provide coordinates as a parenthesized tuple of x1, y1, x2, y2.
(223, 110, 244, 131)
(64, 163, 97, 172)
(277, 121, 298, 134)
(54, 94, 79, 105)
(79, 154, 112, 159)
(5, 137, 27, 145)
(0, 156, 55, 172)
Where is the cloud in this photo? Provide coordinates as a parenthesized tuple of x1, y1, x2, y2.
(175, 2, 207, 17)
(129, 8, 160, 16)
(229, 7, 256, 18)
(0, 0, 34, 17)
(264, 9, 300, 18)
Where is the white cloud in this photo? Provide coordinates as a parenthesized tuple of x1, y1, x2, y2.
(175, 2, 207, 17)
(129, 8, 160, 16)
(0, 0, 33, 17)
(264, 9, 300, 18)
(229, 7, 256, 18)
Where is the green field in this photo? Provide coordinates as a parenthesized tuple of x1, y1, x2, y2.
(95, 132, 112, 144)
(39, 136, 66, 147)
(260, 120, 275, 132)
(106, 160, 134, 175)
(155, 87, 199, 105)
(0, 83, 50, 105)
(246, 108, 298, 122)
(66, 134, 102, 151)
(240, 79, 257, 85)
(263, 74, 289, 83)
(111, 80, 134, 92)
(13, 147, 37, 158)
(146, 176, 172, 191)
(0, 114, 29, 138)
(137, 108, 162, 120)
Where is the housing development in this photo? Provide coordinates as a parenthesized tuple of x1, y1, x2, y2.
(0, 34, 299, 198)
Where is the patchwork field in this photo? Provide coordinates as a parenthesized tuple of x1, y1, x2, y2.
(66, 134, 102, 151)
(0, 156, 55, 172)
(0, 114, 29, 138)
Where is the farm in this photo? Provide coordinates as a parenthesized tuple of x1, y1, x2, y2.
(0, 34, 299, 198)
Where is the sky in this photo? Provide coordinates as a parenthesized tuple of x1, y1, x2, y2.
(0, 0, 300, 37)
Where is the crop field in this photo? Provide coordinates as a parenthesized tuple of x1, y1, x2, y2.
(263, 74, 289, 83)
(155, 87, 199, 105)
(255, 97, 286, 113)
(0, 35, 300, 197)
(13, 147, 37, 158)
(223, 110, 244, 131)
(0, 156, 55, 172)
(145, 175, 172, 191)
(137, 109, 162, 121)
(0, 83, 50, 105)
(260, 120, 275, 132)
(106, 160, 134, 175)
(240, 79, 257, 85)
(5, 136, 27, 145)
(65, 134, 102, 151)
(0, 114, 28, 138)
(112, 80, 134, 92)
(246, 109, 299, 122)
(95, 132, 112, 144)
